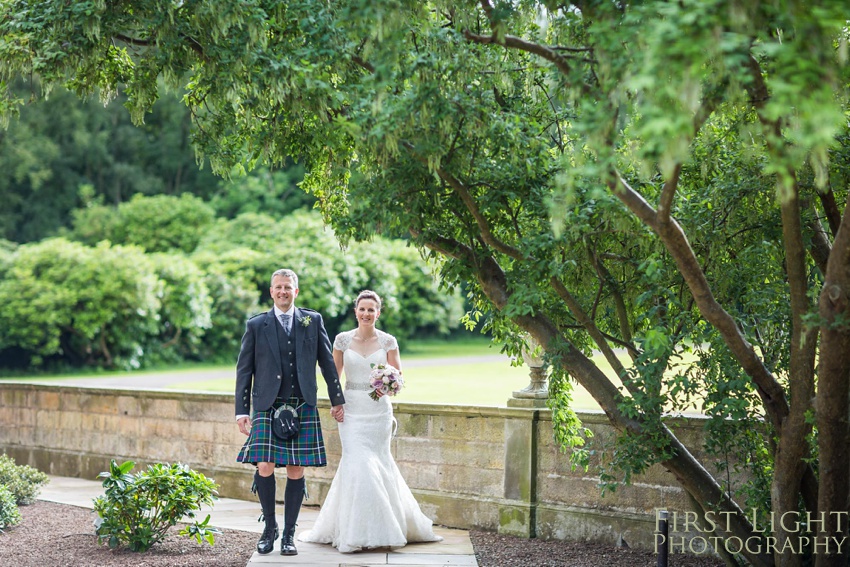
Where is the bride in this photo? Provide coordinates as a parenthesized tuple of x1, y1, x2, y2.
(298, 290, 442, 552)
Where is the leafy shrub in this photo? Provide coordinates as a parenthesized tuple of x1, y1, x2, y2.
(0, 484, 21, 531)
(146, 253, 213, 363)
(349, 240, 464, 341)
(195, 210, 350, 318)
(210, 165, 313, 219)
(0, 454, 49, 505)
(195, 210, 465, 340)
(69, 193, 122, 247)
(0, 238, 161, 369)
(194, 266, 260, 362)
(93, 460, 220, 552)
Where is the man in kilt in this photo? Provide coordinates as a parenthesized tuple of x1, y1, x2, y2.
(235, 268, 345, 556)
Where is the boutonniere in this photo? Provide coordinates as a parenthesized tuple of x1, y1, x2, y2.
(298, 315, 312, 328)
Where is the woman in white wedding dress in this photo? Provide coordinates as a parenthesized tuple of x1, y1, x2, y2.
(298, 290, 442, 553)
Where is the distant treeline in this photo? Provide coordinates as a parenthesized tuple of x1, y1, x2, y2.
(0, 78, 312, 243)
(0, 81, 465, 372)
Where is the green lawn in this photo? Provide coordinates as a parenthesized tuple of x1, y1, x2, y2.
(162, 335, 606, 409)
(400, 335, 503, 358)
(1, 335, 711, 412)
(166, 358, 573, 408)
(0, 335, 565, 407)
(397, 361, 603, 409)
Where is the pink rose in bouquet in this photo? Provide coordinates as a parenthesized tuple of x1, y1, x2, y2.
(368, 363, 404, 401)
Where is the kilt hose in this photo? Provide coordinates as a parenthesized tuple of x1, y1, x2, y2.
(237, 396, 327, 467)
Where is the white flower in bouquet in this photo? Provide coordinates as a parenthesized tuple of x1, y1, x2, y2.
(368, 363, 404, 401)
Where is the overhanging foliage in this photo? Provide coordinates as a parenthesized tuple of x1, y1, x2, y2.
(2, 2, 850, 565)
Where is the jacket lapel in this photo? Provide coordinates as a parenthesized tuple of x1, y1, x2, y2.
(263, 310, 282, 370)
(293, 308, 302, 360)
(291, 309, 312, 376)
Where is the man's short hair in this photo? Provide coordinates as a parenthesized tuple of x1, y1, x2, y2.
(271, 268, 299, 288)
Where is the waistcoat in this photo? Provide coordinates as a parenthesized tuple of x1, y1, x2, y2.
(275, 318, 302, 399)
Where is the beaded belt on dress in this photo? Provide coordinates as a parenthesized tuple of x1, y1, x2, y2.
(344, 383, 373, 391)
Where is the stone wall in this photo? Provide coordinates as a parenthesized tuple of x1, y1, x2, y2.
(0, 383, 726, 549)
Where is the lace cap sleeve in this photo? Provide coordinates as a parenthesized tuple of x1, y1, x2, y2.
(378, 331, 398, 352)
(334, 331, 353, 351)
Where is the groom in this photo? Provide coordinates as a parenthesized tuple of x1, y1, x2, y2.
(235, 268, 345, 556)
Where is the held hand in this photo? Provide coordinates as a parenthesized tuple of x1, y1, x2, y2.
(237, 416, 252, 436)
(330, 405, 344, 423)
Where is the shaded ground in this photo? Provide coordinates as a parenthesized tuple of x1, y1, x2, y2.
(0, 501, 255, 567)
(2, 501, 724, 567)
(471, 529, 725, 566)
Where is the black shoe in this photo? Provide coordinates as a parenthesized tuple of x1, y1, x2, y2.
(280, 525, 297, 556)
(257, 522, 278, 555)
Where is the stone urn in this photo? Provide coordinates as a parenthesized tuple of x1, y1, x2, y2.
(510, 334, 548, 406)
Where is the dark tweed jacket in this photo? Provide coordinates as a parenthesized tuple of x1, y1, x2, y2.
(235, 307, 344, 416)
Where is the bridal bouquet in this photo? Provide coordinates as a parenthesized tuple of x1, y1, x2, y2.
(368, 363, 404, 401)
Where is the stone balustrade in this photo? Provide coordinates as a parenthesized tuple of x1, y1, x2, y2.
(0, 382, 734, 549)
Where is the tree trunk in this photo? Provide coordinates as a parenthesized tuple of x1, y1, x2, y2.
(772, 184, 817, 567)
(814, 204, 850, 567)
(772, 422, 809, 567)
(470, 253, 776, 567)
(814, 299, 850, 567)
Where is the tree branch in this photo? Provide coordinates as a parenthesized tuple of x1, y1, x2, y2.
(819, 188, 842, 237)
(814, 182, 850, 558)
(553, 45, 592, 53)
(534, 78, 565, 151)
(587, 244, 639, 360)
(113, 33, 151, 47)
(657, 163, 682, 223)
(434, 222, 771, 567)
(549, 276, 630, 381)
(611, 171, 791, 432)
(470, 1, 578, 81)
(113, 32, 204, 58)
(775, 175, 819, 529)
(351, 55, 375, 74)
(742, 53, 820, 523)
(403, 141, 526, 260)
(807, 215, 832, 276)
(413, 230, 474, 263)
(415, 212, 771, 565)
(463, 30, 576, 80)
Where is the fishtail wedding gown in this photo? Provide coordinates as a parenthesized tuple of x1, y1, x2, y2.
(298, 329, 441, 552)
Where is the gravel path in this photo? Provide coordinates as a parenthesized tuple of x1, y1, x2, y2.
(0, 501, 255, 567)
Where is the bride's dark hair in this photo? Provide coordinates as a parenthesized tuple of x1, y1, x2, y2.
(355, 290, 382, 310)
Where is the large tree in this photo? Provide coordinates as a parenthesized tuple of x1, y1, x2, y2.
(0, 78, 222, 242)
(2, 1, 849, 565)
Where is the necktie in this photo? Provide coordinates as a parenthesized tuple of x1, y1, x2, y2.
(279, 313, 291, 335)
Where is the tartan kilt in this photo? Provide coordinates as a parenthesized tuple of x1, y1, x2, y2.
(237, 396, 327, 467)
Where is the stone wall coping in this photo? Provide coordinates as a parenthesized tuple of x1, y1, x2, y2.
(0, 382, 232, 405)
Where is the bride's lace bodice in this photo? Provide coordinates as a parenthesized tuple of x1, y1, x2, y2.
(333, 330, 398, 391)
(333, 328, 398, 354)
